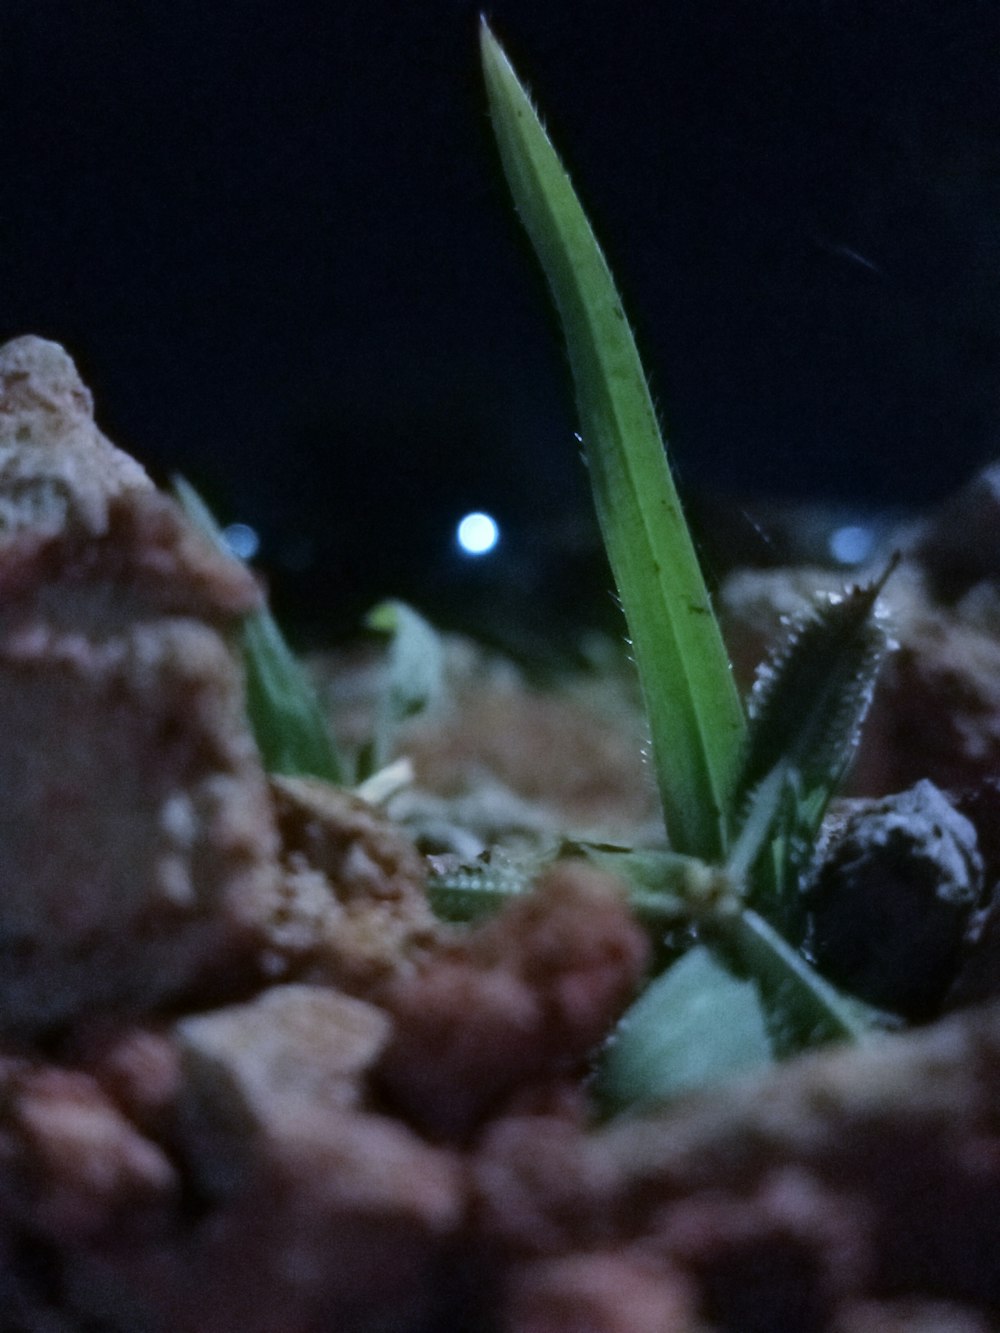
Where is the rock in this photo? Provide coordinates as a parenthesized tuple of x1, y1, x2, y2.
(656, 1167, 870, 1332)
(377, 860, 650, 1140)
(77, 1106, 462, 1333)
(909, 461, 1000, 595)
(63, 987, 461, 1332)
(805, 781, 983, 1017)
(86, 1026, 184, 1139)
(0, 1063, 177, 1244)
(267, 775, 439, 996)
(174, 983, 390, 1196)
(947, 887, 1000, 1009)
(0, 336, 283, 1035)
(399, 642, 658, 842)
(0, 335, 150, 541)
(874, 579, 1000, 793)
(834, 1298, 996, 1332)
(504, 1252, 699, 1333)
(474, 1000, 1000, 1318)
(720, 557, 1000, 795)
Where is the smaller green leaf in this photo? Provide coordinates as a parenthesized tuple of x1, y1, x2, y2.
(711, 908, 878, 1057)
(737, 558, 897, 808)
(592, 944, 773, 1115)
(172, 476, 344, 783)
(427, 849, 549, 922)
(364, 599, 445, 778)
(733, 558, 897, 927)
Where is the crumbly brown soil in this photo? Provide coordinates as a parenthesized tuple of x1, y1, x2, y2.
(0, 334, 999, 1332)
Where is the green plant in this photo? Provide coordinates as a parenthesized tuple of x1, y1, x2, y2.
(434, 24, 894, 1112)
(173, 478, 445, 793)
(172, 476, 346, 785)
(179, 27, 899, 1117)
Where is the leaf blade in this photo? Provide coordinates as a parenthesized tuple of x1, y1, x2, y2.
(732, 560, 896, 930)
(592, 944, 773, 1115)
(712, 908, 877, 1055)
(364, 599, 446, 776)
(172, 476, 345, 784)
(480, 22, 745, 861)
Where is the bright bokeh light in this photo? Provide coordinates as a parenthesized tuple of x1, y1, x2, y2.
(456, 511, 500, 556)
(221, 522, 260, 561)
(828, 524, 873, 566)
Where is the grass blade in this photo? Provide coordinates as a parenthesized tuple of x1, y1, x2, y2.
(172, 476, 345, 784)
(481, 22, 745, 861)
(240, 614, 345, 783)
(712, 908, 876, 1055)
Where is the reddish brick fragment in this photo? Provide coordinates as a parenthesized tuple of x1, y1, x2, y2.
(378, 861, 650, 1139)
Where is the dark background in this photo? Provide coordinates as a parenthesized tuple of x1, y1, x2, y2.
(2, 2, 998, 645)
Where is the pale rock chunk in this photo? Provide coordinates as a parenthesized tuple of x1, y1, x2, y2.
(86, 1103, 463, 1333)
(83, 987, 462, 1332)
(265, 775, 439, 996)
(174, 983, 391, 1195)
(0, 335, 150, 540)
(0, 335, 283, 1033)
(505, 1253, 699, 1333)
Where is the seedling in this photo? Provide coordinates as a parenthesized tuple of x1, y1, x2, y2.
(179, 27, 898, 1116)
(174, 478, 445, 792)
(442, 24, 893, 1112)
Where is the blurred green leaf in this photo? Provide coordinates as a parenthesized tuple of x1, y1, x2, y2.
(172, 476, 344, 783)
(363, 599, 445, 777)
(428, 849, 547, 923)
(593, 944, 773, 1115)
(567, 841, 732, 929)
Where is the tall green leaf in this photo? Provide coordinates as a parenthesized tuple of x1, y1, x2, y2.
(481, 22, 745, 860)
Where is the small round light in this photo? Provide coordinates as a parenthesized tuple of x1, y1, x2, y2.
(828, 524, 873, 566)
(456, 511, 500, 556)
(221, 522, 260, 561)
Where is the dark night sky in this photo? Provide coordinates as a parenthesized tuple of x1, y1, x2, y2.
(1, 2, 998, 639)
